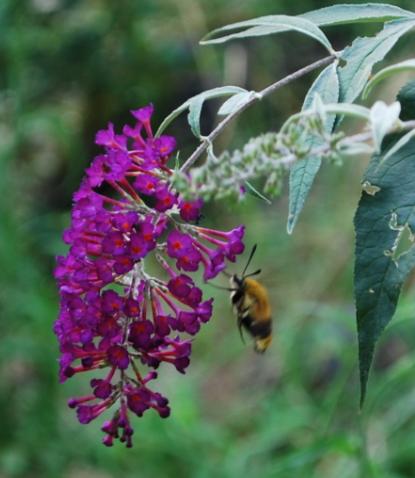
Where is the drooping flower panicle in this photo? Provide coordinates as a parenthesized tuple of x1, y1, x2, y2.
(54, 104, 245, 447)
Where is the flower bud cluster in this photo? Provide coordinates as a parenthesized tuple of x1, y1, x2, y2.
(55, 105, 245, 447)
(172, 113, 344, 202)
(172, 133, 284, 202)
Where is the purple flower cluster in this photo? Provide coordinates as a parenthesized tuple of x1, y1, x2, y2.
(54, 104, 245, 447)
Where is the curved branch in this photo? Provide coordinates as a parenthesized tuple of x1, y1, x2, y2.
(180, 53, 337, 172)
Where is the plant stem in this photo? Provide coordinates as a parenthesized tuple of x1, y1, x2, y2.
(180, 53, 337, 172)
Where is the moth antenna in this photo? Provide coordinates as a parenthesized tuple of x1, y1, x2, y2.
(242, 244, 258, 277)
(221, 270, 232, 278)
(208, 283, 237, 291)
(244, 269, 262, 278)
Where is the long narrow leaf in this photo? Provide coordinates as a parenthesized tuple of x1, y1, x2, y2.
(156, 86, 246, 136)
(363, 59, 415, 98)
(338, 18, 415, 104)
(218, 91, 253, 116)
(201, 15, 334, 53)
(202, 4, 414, 44)
(323, 103, 371, 119)
(304, 3, 414, 26)
(188, 96, 205, 138)
(287, 62, 339, 234)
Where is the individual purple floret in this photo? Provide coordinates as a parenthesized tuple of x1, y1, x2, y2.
(54, 104, 245, 447)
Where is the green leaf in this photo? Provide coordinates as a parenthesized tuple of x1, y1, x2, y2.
(338, 18, 415, 104)
(201, 15, 334, 53)
(201, 4, 414, 45)
(323, 103, 371, 120)
(303, 3, 415, 26)
(287, 62, 339, 234)
(217, 91, 254, 116)
(244, 180, 272, 204)
(188, 96, 205, 138)
(354, 80, 415, 406)
(363, 59, 415, 98)
(156, 86, 246, 136)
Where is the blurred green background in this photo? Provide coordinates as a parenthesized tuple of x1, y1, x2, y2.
(2, 1, 415, 477)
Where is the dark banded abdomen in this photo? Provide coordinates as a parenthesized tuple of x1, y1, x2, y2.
(240, 314, 272, 339)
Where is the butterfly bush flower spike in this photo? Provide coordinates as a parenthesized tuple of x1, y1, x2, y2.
(54, 105, 245, 447)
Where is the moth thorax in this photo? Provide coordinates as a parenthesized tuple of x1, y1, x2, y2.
(230, 274, 243, 289)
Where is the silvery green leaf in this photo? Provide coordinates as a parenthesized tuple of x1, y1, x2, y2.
(363, 59, 415, 98)
(201, 4, 414, 44)
(188, 96, 205, 138)
(287, 62, 339, 234)
(370, 101, 401, 152)
(156, 86, 247, 136)
(244, 180, 272, 204)
(339, 142, 374, 156)
(201, 15, 334, 53)
(218, 91, 254, 116)
(324, 103, 371, 120)
(303, 3, 414, 26)
(338, 18, 415, 104)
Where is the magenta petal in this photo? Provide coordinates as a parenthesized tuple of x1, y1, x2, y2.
(154, 136, 176, 157)
(179, 198, 203, 222)
(131, 104, 154, 122)
(167, 230, 193, 258)
(107, 345, 129, 369)
(133, 174, 160, 195)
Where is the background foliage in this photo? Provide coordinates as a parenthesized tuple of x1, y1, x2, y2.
(2, 1, 415, 477)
